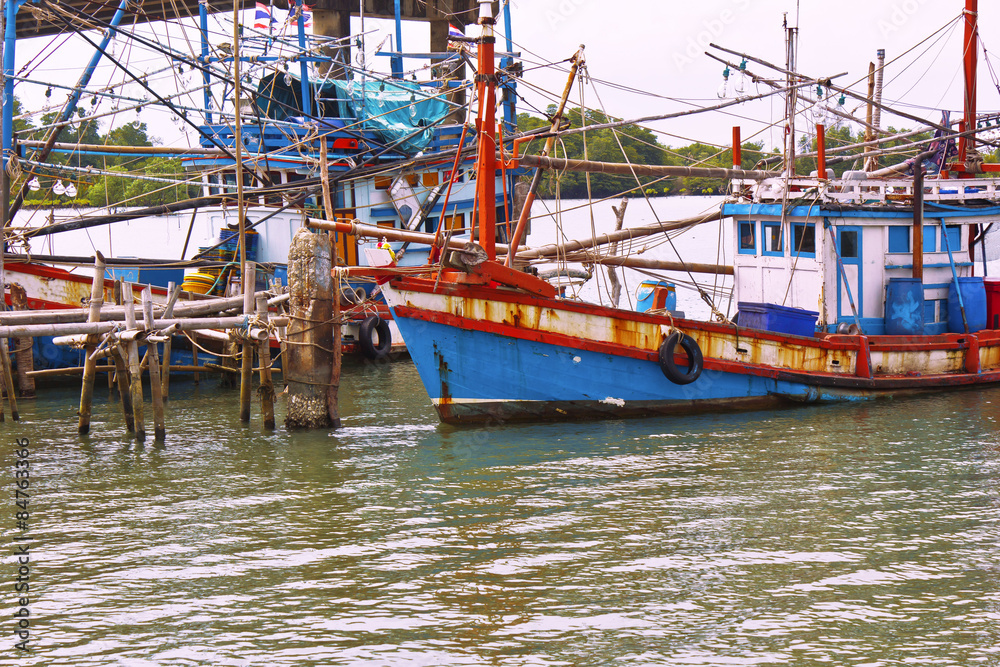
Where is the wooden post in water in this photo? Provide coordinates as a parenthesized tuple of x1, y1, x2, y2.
(285, 228, 337, 429)
(78, 252, 107, 434)
(239, 263, 255, 422)
(160, 282, 180, 400)
(142, 288, 166, 441)
(0, 336, 18, 421)
(256, 294, 275, 430)
(122, 284, 145, 441)
(9, 285, 35, 398)
(110, 343, 134, 432)
(188, 293, 200, 385)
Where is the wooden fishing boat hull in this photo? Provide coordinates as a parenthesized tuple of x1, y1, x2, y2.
(384, 277, 1000, 424)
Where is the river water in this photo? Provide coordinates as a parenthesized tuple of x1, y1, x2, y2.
(4, 197, 1000, 665)
(4, 361, 1000, 666)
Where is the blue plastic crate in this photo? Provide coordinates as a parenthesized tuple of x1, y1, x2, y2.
(737, 302, 818, 337)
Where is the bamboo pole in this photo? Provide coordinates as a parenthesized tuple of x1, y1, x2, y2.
(514, 154, 777, 180)
(306, 211, 722, 263)
(78, 252, 107, 435)
(26, 364, 255, 379)
(122, 284, 145, 441)
(239, 263, 255, 422)
(256, 294, 275, 430)
(0, 290, 288, 325)
(562, 254, 734, 275)
(515, 210, 723, 260)
(0, 157, 17, 420)
(160, 282, 180, 400)
(142, 288, 166, 441)
(0, 316, 287, 340)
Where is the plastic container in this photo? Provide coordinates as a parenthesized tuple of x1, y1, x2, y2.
(947, 276, 987, 333)
(635, 280, 677, 313)
(884, 278, 925, 335)
(986, 279, 1000, 329)
(737, 302, 819, 337)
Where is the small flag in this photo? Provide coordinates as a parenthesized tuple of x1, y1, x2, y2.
(287, 4, 312, 29)
(253, 2, 274, 30)
(448, 23, 472, 52)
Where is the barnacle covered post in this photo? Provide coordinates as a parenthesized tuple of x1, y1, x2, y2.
(284, 228, 339, 429)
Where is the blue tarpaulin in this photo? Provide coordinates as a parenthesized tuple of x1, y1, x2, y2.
(253, 73, 449, 155)
(329, 79, 449, 154)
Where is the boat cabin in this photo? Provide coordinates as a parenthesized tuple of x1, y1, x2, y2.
(724, 174, 996, 336)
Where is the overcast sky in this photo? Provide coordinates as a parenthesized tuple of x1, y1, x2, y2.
(7, 0, 997, 153)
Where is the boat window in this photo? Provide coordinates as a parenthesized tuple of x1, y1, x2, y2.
(923, 230, 936, 253)
(840, 230, 859, 259)
(265, 171, 282, 205)
(941, 225, 962, 252)
(792, 222, 816, 257)
(763, 222, 783, 256)
(888, 227, 910, 253)
(425, 216, 438, 234)
(738, 220, 756, 254)
(444, 213, 465, 232)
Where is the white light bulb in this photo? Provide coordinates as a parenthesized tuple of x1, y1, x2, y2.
(27, 177, 40, 191)
(65, 183, 78, 197)
(52, 181, 66, 195)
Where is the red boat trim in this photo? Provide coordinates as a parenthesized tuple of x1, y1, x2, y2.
(391, 276, 862, 351)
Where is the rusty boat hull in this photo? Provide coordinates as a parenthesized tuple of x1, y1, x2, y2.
(383, 277, 1000, 424)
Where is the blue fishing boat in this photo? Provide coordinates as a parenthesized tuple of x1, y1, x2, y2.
(383, 0, 1000, 423)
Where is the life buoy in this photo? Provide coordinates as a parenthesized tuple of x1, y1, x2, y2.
(658, 332, 703, 385)
(359, 315, 392, 360)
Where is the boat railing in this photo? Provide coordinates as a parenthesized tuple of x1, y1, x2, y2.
(733, 175, 1000, 205)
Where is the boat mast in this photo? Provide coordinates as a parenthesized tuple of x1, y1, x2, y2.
(474, 0, 497, 261)
(783, 13, 798, 174)
(959, 0, 978, 165)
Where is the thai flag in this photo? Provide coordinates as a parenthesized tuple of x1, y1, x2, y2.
(448, 23, 471, 51)
(253, 2, 274, 30)
(287, 4, 312, 29)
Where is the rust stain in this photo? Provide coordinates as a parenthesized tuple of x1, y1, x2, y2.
(435, 344, 452, 406)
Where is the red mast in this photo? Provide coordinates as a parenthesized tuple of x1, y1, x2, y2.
(960, 0, 978, 164)
(474, 0, 497, 261)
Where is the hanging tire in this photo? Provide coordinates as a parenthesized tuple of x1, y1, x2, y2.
(658, 332, 703, 385)
(359, 315, 392, 360)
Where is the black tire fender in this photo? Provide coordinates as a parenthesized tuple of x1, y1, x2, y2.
(658, 332, 703, 385)
(359, 315, 392, 360)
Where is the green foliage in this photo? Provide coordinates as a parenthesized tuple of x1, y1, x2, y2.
(795, 125, 933, 176)
(86, 158, 198, 208)
(14, 104, 191, 207)
(11, 97, 34, 135)
(516, 107, 764, 197)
